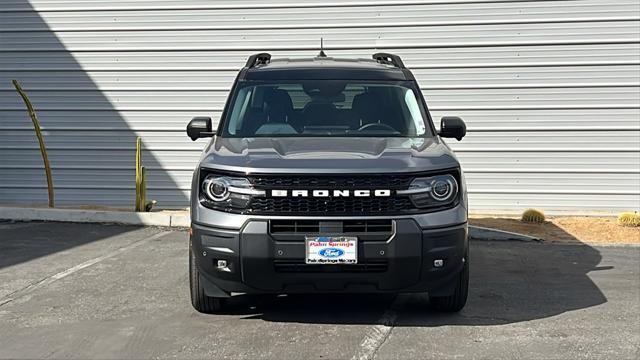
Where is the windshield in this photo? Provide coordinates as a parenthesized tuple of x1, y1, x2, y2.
(221, 80, 433, 137)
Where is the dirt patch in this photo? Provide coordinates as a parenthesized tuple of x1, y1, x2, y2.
(470, 216, 640, 244)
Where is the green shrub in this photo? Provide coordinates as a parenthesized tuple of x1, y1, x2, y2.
(521, 209, 545, 223)
(617, 211, 640, 227)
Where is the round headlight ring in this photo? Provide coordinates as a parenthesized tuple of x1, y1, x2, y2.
(204, 176, 230, 202)
(430, 177, 456, 202)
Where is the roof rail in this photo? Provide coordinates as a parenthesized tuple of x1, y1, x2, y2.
(245, 53, 271, 68)
(372, 53, 405, 69)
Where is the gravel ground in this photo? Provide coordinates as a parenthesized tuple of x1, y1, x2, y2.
(470, 216, 640, 244)
(0, 221, 638, 359)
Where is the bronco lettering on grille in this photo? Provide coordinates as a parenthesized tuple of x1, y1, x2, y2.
(270, 189, 392, 197)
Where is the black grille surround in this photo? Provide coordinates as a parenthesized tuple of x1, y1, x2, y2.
(249, 174, 415, 216)
(199, 170, 461, 216)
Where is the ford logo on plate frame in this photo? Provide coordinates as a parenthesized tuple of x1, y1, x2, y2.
(319, 248, 345, 258)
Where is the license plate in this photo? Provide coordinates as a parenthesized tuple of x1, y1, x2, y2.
(305, 236, 357, 264)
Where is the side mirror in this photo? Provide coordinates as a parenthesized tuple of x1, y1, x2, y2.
(439, 116, 466, 141)
(187, 117, 215, 141)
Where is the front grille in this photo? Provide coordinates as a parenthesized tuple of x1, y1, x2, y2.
(273, 259, 388, 273)
(251, 197, 414, 215)
(270, 219, 393, 235)
(247, 174, 417, 215)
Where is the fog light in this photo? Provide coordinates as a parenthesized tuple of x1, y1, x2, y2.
(433, 259, 444, 268)
(216, 260, 228, 269)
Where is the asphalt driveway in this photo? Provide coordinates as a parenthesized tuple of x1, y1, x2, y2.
(0, 221, 638, 359)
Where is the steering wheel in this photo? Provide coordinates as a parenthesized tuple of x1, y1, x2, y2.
(358, 123, 397, 132)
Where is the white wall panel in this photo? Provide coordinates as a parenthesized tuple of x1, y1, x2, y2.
(3, 44, 639, 71)
(1, 0, 639, 212)
(3, 2, 639, 32)
(3, 65, 639, 90)
(4, 22, 639, 51)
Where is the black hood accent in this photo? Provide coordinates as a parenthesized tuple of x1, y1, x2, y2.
(200, 137, 460, 174)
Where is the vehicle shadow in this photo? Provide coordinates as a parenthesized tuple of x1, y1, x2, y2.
(229, 238, 607, 327)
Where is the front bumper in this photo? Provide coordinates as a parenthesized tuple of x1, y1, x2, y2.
(191, 218, 467, 296)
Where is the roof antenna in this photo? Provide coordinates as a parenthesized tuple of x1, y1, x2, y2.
(318, 37, 327, 57)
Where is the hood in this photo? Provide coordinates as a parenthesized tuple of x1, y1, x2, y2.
(199, 137, 460, 174)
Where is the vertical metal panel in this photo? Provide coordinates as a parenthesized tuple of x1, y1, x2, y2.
(1, 0, 639, 212)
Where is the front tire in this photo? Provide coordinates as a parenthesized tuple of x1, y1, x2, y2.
(429, 253, 469, 312)
(189, 245, 227, 313)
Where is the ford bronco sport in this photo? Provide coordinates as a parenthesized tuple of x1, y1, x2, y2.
(187, 52, 469, 313)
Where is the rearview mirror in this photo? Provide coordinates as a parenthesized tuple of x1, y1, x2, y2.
(439, 116, 466, 141)
(187, 117, 215, 141)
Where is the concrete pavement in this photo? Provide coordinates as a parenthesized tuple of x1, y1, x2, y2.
(0, 221, 638, 359)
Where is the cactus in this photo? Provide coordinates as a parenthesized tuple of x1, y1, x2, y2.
(135, 137, 155, 212)
(13, 80, 55, 208)
(521, 209, 545, 223)
(617, 211, 640, 227)
(135, 137, 143, 211)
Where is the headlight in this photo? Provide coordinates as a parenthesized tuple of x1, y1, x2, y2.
(397, 174, 458, 208)
(201, 175, 264, 210)
(203, 176, 231, 201)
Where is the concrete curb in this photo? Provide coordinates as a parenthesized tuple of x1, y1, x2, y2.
(4, 208, 634, 247)
(0, 206, 190, 228)
(469, 225, 541, 242)
(0, 207, 554, 239)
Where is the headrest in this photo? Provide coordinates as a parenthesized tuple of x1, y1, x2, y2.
(352, 92, 383, 114)
(264, 89, 293, 111)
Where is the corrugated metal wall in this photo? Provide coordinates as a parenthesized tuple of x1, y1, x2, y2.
(1, 0, 639, 213)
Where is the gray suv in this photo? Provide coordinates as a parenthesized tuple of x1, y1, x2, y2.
(187, 52, 469, 313)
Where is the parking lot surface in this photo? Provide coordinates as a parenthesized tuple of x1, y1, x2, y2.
(0, 221, 638, 359)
